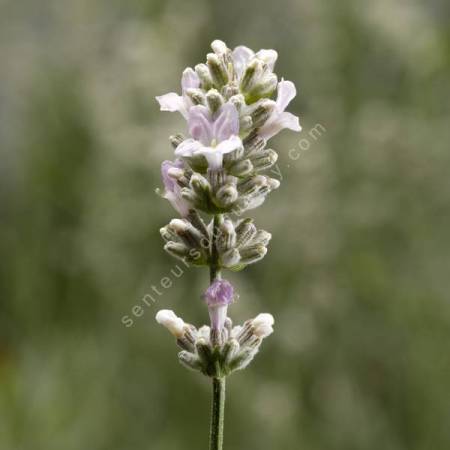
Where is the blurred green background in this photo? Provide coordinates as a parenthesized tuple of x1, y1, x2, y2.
(1, 0, 450, 449)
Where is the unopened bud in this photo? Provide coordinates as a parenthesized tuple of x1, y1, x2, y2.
(195, 63, 213, 90)
(251, 149, 278, 170)
(190, 173, 211, 196)
(240, 59, 263, 92)
(228, 159, 253, 177)
(178, 351, 202, 371)
(170, 134, 185, 148)
(220, 248, 241, 267)
(164, 242, 190, 260)
(207, 53, 228, 87)
(249, 73, 278, 99)
(215, 184, 238, 207)
(217, 219, 236, 251)
(251, 313, 274, 338)
(155, 310, 185, 338)
(211, 39, 228, 55)
(235, 218, 257, 247)
(250, 100, 276, 128)
(239, 243, 267, 265)
(185, 88, 206, 105)
(206, 89, 224, 113)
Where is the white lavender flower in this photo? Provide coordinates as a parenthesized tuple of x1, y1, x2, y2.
(175, 103, 242, 169)
(156, 68, 200, 119)
(258, 80, 301, 140)
(160, 159, 191, 217)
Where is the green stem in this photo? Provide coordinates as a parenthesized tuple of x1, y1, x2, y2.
(209, 214, 225, 450)
(209, 377, 226, 450)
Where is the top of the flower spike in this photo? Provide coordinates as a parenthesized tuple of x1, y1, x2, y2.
(155, 39, 301, 144)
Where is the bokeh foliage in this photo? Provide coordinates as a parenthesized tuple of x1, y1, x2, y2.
(1, 0, 450, 449)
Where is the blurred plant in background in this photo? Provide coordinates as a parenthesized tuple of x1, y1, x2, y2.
(1, 0, 450, 449)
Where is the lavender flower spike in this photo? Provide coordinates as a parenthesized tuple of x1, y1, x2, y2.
(203, 279, 234, 333)
(175, 103, 242, 170)
(160, 159, 190, 217)
(258, 79, 302, 140)
(156, 68, 200, 119)
(154, 40, 300, 450)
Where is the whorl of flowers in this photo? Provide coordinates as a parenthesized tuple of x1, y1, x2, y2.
(155, 40, 301, 377)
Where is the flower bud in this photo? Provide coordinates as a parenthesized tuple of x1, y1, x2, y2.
(155, 310, 185, 338)
(169, 134, 185, 148)
(240, 59, 263, 92)
(215, 184, 238, 207)
(211, 39, 228, 55)
(220, 248, 241, 267)
(250, 100, 276, 128)
(250, 149, 278, 171)
(195, 63, 213, 90)
(190, 173, 211, 198)
(207, 53, 228, 87)
(253, 230, 272, 246)
(217, 219, 236, 252)
(256, 49, 278, 69)
(206, 89, 224, 113)
(251, 313, 274, 338)
(239, 243, 267, 265)
(178, 351, 202, 371)
(235, 218, 257, 247)
(185, 88, 206, 106)
(229, 94, 246, 111)
(164, 242, 190, 260)
(228, 159, 254, 177)
(249, 73, 278, 99)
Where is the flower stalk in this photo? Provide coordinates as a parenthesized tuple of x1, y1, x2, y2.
(210, 377, 226, 450)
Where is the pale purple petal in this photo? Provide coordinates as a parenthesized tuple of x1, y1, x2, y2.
(160, 159, 190, 216)
(174, 138, 203, 158)
(188, 105, 213, 145)
(276, 79, 297, 112)
(204, 279, 234, 306)
(161, 159, 183, 192)
(208, 305, 228, 332)
(193, 147, 223, 170)
(181, 67, 200, 92)
(278, 111, 301, 132)
(213, 103, 239, 142)
(156, 92, 187, 118)
(232, 46, 255, 78)
(258, 112, 301, 140)
(255, 49, 278, 71)
(215, 135, 242, 154)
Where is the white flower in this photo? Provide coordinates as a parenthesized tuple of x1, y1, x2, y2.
(160, 160, 190, 217)
(232, 46, 278, 79)
(155, 310, 185, 338)
(155, 68, 200, 119)
(251, 313, 274, 338)
(175, 103, 242, 169)
(258, 79, 301, 140)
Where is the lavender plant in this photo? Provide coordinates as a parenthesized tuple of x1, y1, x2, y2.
(154, 40, 301, 450)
